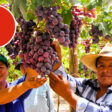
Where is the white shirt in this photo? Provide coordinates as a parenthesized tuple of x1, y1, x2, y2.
(24, 81, 55, 112)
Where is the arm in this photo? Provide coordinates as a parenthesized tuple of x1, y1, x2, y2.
(76, 97, 112, 112)
(0, 81, 30, 104)
(0, 68, 47, 104)
(49, 72, 112, 112)
(12, 74, 32, 100)
(49, 72, 79, 109)
(54, 64, 86, 94)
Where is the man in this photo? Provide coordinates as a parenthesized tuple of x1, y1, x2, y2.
(15, 60, 55, 112)
(49, 43, 112, 112)
(0, 54, 47, 112)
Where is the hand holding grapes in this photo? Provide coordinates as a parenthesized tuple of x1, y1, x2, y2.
(52, 41, 62, 71)
(25, 67, 47, 89)
(52, 40, 61, 61)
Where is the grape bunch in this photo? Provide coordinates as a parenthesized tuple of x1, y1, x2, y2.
(17, 16, 37, 54)
(20, 31, 59, 76)
(69, 15, 83, 48)
(104, 35, 110, 41)
(89, 25, 103, 44)
(81, 40, 90, 77)
(5, 28, 20, 59)
(72, 5, 96, 18)
(11, 16, 59, 76)
(35, 6, 70, 47)
(82, 39, 91, 53)
(83, 65, 88, 77)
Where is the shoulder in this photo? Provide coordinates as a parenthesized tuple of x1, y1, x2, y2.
(11, 75, 26, 85)
(83, 79, 99, 90)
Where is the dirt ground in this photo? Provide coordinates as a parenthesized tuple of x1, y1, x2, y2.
(52, 91, 69, 112)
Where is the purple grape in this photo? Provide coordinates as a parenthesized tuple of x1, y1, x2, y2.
(58, 37, 65, 43)
(35, 6, 70, 47)
(38, 56, 44, 62)
(36, 63, 43, 68)
(6, 15, 60, 77)
(43, 52, 49, 58)
(38, 48, 44, 55)
(89, 25, 103, 44)
(36, 36, 42, 43)
(52, 18, 58, 25)
(44, 58, 50, 63)
(41, 66, 46, 72)
(45, 63, 52, 69)
(69, 15, 82, 48)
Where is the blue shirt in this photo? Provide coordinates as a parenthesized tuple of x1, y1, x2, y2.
(0, 75, 31, 112)
(55, 64, 112, 112)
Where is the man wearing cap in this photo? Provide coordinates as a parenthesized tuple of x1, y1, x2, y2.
(15, 60, 55, 112)
(0, 54, 47, 112)
(49, 43, 112, 112)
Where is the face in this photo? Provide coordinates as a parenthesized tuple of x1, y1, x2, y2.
(0, 61, 8, 82)
(97, 57, 112, 87)
(20, 64, 26, 75)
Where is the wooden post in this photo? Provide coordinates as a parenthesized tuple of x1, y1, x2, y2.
(69, 44, 79, 112)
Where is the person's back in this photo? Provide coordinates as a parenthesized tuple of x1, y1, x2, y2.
(24, 81, 55, 112)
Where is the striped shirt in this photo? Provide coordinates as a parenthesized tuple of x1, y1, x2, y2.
(54, 65, 112, 112)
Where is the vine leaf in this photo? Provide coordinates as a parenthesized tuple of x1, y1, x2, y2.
(19, 0, 27, 19)
(9, 0, 27, 19)
(11, 0, 20, 19)
(61, 6, 73, 25)
(7, 0, 14, 4)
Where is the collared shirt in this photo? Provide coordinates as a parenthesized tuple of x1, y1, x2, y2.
(55, 64, 112, 112)
(0, 75, 31, 112)
(24, 81, 55, 112)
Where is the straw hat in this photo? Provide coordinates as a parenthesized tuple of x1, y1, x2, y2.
(81, 43, 112, 72)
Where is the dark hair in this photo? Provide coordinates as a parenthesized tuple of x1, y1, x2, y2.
(0, 54, 9, 67)
(96, 56, 101, 68)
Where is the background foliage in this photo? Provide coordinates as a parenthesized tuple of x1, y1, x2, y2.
(0, 0, 112, 82)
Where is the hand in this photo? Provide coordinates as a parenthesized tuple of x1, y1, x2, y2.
(49, 71, 72, 99)
(52, 40, 61, 61)
(25, 76, 47, 89)
(25, 67, 39, 77)
(24, 67, 47, 89)
(52, 41, 62, 71)
(49, 72, 79, 109)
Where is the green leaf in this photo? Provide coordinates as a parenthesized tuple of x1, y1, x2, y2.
(96, 0, 103, 6)
(7, 0, 14, 4)
(96, 6, 102, 13)
(68, 0, 80, 4)
(31, 0, 40, 11)
(11, 0, 20, 19)
(19, 0, 27, 19)
(98, 22, 105, 34)
(79, 0, 91, 5)
(87, 2, 96, 11)
(57, 0, 61, 5)
(27, 12, 36, 20)
(61, 6, 73, 25)
(31, 0, 54, 7)
(43, 0, 54, 7)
